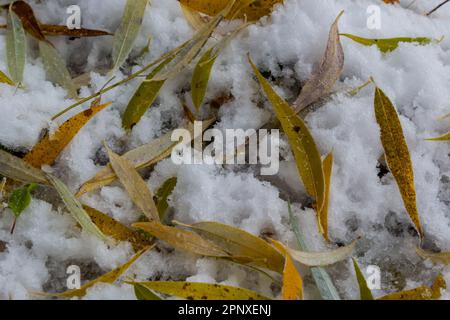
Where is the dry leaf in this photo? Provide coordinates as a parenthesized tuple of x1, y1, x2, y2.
(293, 11, 344, 113)
(416, 248, 450, 265)
(340, 34, 438, 53)
(374, 86, 423, 238)
(23, 102, 111, 168)
(426, 132, 450, 141)
(105, 145, 160, 222)
(40, 24, 111, 37)
(10, 1, 46, 42)
(180, 2, 209, 30)
(0, 70, 14, 86)
(6, 3, 26, 84)
(288, 241, 356, 267)
(318, 152, 333, 241)
(0, 149, 48, 185)
(378, 274, 445, 300)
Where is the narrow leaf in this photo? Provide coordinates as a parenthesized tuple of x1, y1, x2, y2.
(352, 258, 374, 300)
(105, 145, 160, 222)
(180, 2, 209, 30)
(132, 221, 229, 258)
(133, 283, 161, 300)
(293, 12, 344, 113)
(40, 24, 111, 37)
(426, 132, 450, 141)
(0, 149, 47, 184)
(250, 57, 325, 212)
(155, 177, 177, 220)
(6, 5, 26, 84)
(10, 1, 46, 42)
(46, 174, 107, 241)
(416, 248, 450, 265)
(288, 241, 356, 267)
(378, 274, 445, 300)
(374, 86, 423, 238)
(8, 183, 37, 217)
(318, 153, 333, 241)
(131, 281, 270, 300)
(111, 0, 149, 73)
(23, 102, 112, 168)
(340, 34, 437, 53)
(0, 70, 14, 86)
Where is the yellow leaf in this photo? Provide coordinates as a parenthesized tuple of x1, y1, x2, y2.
(426, 132, 450, 141)
(23, 102, 112, 168)
(288, 241, 357, 267)
(0, 70, 14, 86)
(378, 274, 446, 300)
(318, 152, 333, 241)
(180, 0, 283, 21)
(175, 221, 284, 272)
(45, 246, 151, 298)
(416, 247, 450, 265)
(105, 145, 160, 222)
(180, 2, 209, 30)
(83, 205, 152, 251)
(133, 221, 230, 258)
(270, 239, 303, 300)
(249, 56, 325, 212)
(374, 86, 423, 238)
(129, 281, 270, 300)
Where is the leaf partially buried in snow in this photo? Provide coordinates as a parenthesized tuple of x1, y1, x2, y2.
(426, 132, 450, 141)
(45, 246, 150, 298)
(416, 248, 450, 265)
(352, 258, 374, 300)
(180, 0, 283, 21)
(132, 283, 161, 300)
(270, 239, 303, 300)
(318, 152, 333, 241)
(10, 1, 46, 42)
(133, 221, 230, 258)
(105, 145, 160, 222)
(6, 4, 26, 84)
(249, 57, 325, 212)
(175, 220, 284, 272)
(23, 102, 112, 168)
(340, 34, 438, 53)
(288, 240, 356, 267)
(129, 281, 270, 300)
(0, 149, 48, 185)
(155, 177, 177, 220)
(293, 11, 344, 113)
(46, 174, 107, 242)
(8, 183, 37, 217)
(374, 86, 423, 238)
(76, 119, 215, 197)
(39, 41, 77, 98)
(40, 24, 112, 37)
(83, 205, 152, 251)
(378, 274, 446, 300)
(0, 70, 14, 86)
(180, 2, 209, 30)
(111, 0, 149, 73)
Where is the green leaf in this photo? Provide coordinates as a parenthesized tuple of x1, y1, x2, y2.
(191, 48, 216, 110)
(340, 33, 437, 53)
(111, 0, 149, 73)
(155, 177, 177, 220)
(133, 283, 161, 300)
(46, 173, 107, 241)
(39, 41, 77, 98)
(6, 5, 26, 84)
(352, 258, 374, 300)
(8, 183, 37, 217)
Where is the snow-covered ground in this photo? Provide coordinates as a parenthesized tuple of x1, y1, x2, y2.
(0, 0, 450, 299)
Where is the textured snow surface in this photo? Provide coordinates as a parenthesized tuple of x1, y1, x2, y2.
(0, 0, 450, 299)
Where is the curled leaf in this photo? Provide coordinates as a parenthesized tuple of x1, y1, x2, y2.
(293, 11, 344, 113)
(416, 248, 450, 265)
(378, 274, 446, 300)
(352, 258, 374, 300)
(133, 221, 229, 258)
(24, 102, 112, 168)
(374, 86, 423, 238)
(288, 241, 356, 267)
(130, 281, 270, 300)
(105, 145, 160, 222)
(0, 149, 47, 184)
(250, 56, 325, 212)
(6, 4, 26, 84)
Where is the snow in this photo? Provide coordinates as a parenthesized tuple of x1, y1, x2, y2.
(0, 0, 450, 299)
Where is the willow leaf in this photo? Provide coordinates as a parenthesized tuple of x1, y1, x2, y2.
(318, 153, 333, 241)
(378, 274, 445, 300)
(46, 174, 107, 241)
(416, 248, 450, 265)
(374, 86, 423, 238)
(131, 281, 270, 300)
(111, 0, 149, 73)
(155, 177, 177, 220)
(352, 258, 374, 300)
(0, 70, 14, 86)
(6, 5, 26, 84)
(426, 132, 450, 141)
(0, 149, 47, 184)
(133, 283, 161, 300)
(10, 1, 46, 42)
(250, 57, 325, 212)
(288, 240, 356, 267)
(40, 24, 111, 37)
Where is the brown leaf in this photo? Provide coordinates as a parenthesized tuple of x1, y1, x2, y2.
(40, 24, 112, 37)
(10, 1, 46, 42)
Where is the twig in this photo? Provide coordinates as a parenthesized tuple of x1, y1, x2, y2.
(427, 0, 450, 16)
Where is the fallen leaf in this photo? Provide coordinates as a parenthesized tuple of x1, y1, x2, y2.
(0, 70, 14, 86)
(318, 153, 333, 241)
(111, 0, 149, 73)
(416, 247, 450, 265)
(378, 274, 445, 300)
(105, 145, 160, 222)
(293, 11, 344, 113)
(352, 258, 374, 300)
(40, 24, 111, 37)
(132, 283, 161, 300)
(10, 0, 46, 41)
(129, 281, 270, 300)
(46, 173, 107, 241)
(0, 149, 48, 184)
(250, 56, 326, 212)
(288, 240, 356, 267)
(23, 102, 111, 168)
(6, 3, 26, 84)
(180, 2, 209, 30)
(133, 221, 229, 258)
(426, 132, 450, 141)
(155, 177, 177, 220)
(374, 86, 423, 238)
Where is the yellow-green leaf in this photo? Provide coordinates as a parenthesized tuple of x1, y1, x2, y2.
(83, 205, 152, 251)
(426, 132, 450, 141)
(176, 221, 284, 272)
(6, 4, 25, 84)
(0, 149, 47, 185)
(416, 248, 450, 265)
(105, 145, 160, 222)
(130, 281, 270, 300)
(249, 56, 325, 212)
(318, 153, 333, 241)
(0, 70, 14, 86)
(23, 102, 111, 168)
(378, 274, 445, 300)
(46, 174, 107, 242)
(374, 86, 423, 238)
(352, 258, 374, 300)
(155, 177, 177, 220)
(111, 0, 149, 73)
(340, 33, 437, 53)
(288, 241, 356, 267)
(133, 221, 229, 258)
(132, 283, 161, 300)
(46, 246, 150, 297)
